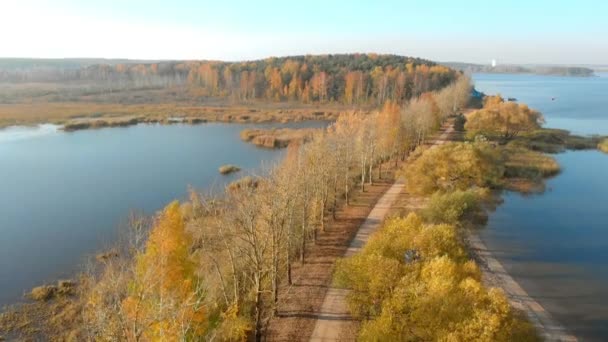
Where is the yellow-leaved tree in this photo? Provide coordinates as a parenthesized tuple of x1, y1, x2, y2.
(465, 95, 544, 142)
(122, 201, 206, 341)
(334, 214, 538, 341)
(402, 142, 504, 195)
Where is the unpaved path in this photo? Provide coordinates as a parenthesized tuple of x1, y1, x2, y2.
(309, 126, 453, 341)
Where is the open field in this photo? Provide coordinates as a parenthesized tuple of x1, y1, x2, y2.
(0, 82, 372, 128)
(0, 101, 351, 129)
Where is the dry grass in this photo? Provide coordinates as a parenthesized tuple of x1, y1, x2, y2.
(0, 279, 82, 340)
(218, 164, 241, 175)
(502, 146, 560, 194)
(0, 99, 350, 129)
(513, 128, 602, 153)
(240, 127, 320, 148)
(504, 146, 560, 178)
(226, 176, 260, 192)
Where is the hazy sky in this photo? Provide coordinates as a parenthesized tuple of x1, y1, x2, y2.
(1, 0, 606, 64)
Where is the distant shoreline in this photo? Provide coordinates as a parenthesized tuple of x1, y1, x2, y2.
(443, 62, 596, 77)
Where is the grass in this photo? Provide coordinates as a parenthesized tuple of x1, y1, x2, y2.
(0, 82, 356, 129)
(0, 101, 345, 129)
(504, 147, 560, 177)
(240, 127, 319, 148)
(599, 139, 608, 153)
(226, 176, 259, 192)
(502, 146, 560, 193)
(512, 128, 602, 153)
(218, 165, 241, 175)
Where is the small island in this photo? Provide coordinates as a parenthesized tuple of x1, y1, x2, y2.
(218, 164, 241, 175)
(240, 127, 318, 148)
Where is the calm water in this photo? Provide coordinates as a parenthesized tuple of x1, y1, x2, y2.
(475, 73, 608, 340)
(474, 72, 608, 135)
(0, 121, 326, 306)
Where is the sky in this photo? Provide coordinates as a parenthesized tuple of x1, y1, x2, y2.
(1, 0, 607, 64)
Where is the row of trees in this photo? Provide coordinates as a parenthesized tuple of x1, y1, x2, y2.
(328, 106, 546, 339)
(1, 54, 459, 105)
(182, 55, 457, 104)
(76, 76, 472, 340)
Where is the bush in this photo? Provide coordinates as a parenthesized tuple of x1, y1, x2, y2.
(454, 114, 466, 131)
(29, 285, 57, 301)
(218, 164, 241, 175)
(599, 139, 608, 153)
(422, 190, 480, 224)
(402, 142, 504, 195)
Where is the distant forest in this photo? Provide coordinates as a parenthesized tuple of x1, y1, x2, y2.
(0, 54, 459, 104)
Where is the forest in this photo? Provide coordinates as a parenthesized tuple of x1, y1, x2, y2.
(1, 54, 458, 105)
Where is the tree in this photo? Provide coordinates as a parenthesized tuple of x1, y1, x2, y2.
(122, 201, 206, 341)
(402, 142, 504, 195)
(465, 96, 544, 142)
(334, 214, 538, 342)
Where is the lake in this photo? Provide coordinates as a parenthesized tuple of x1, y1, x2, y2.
(0, 121, 326, 306)
(474, 73, 608, 340)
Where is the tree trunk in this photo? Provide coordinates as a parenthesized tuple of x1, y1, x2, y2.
(300, 204, 307, 263)
(361, 161, 366, 192)
(254, 276, 263, 342)
(332, 174, 338, 220)
(344, 172, 349, 206)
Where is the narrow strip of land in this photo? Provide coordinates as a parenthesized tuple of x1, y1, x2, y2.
(468, 235, 578, 341)
(308, 126, 454, 341)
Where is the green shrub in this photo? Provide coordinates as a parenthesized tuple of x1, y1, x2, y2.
(454, 114, 466, 131)
(422, 190, 480, 224)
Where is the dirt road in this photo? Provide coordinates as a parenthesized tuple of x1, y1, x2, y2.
(308, 126, 453, 341)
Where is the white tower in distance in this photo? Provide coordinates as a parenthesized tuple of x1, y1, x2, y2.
(491, 59, 497, 68)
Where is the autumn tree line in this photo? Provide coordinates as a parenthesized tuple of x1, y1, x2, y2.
(332, 93, 551, 341)
(17, 75, 462, 341)
(1, 54, 458, 105)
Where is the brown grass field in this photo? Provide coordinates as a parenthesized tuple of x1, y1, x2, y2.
(0, 83, 369, 128)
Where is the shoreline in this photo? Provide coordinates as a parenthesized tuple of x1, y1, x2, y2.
(467, 233, 577, 341)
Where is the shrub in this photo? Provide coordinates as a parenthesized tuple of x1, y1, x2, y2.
(218, 164, 241, 175)
(422, 190, 480, 224)
(402, 142, 504, 195)
(29, 285, 57, 301)
(599, 139, 608, 153)
(454, 114, 466, 131)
